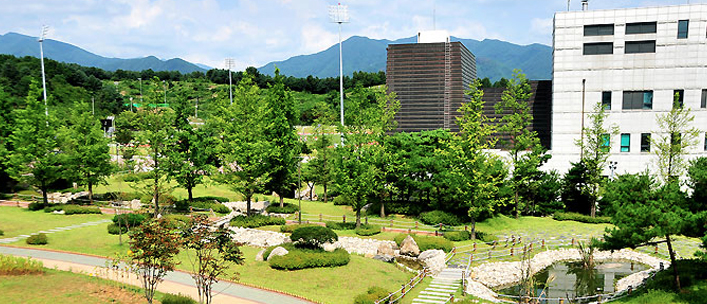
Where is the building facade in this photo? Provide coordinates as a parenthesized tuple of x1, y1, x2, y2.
(387, 34, 476, 133)
(549, 4, 707, 175)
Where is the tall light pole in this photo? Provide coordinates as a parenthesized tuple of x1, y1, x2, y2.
(163, 80, 167, 105)
(329, 3, 349, 133)
(138, 77, 143, 104)
(225, 58, 235, 105)
(38, 25, 49, 118)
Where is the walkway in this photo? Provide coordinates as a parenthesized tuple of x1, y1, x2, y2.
(411, 268, 462, 304)
(0, 219, 112, 244)
(0, 246, 313, 304)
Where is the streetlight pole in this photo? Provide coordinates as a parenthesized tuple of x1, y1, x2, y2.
(163, 80, 167, 105)
(329, 4, 349, 142)
(138, 77, 143, 105)
(298, 158, 302, 224)
(38, 25, 49, 118)
(225, 58, 234, 105)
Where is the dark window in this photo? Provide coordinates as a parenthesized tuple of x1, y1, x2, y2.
(704, 133, 707, 151)
(602, 91, 611, 110)
(673, 90, 684, 108)
(626, 22, 657, 34)
(625, 40, 656, 54)
(601, 133, 610, 152)
(621, 134, 631, 152)
(584, 24, 614, 36)
(584, 42, 613, 55)
(701, 89, 706, 108)
(623, 91, 653, 110)
(641, 133, 651, 152)
(678, 20, 689, 39)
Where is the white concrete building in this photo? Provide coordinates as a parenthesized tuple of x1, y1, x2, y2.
(549, 3, 707, 175)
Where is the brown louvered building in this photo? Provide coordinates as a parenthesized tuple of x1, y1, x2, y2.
(387, 41, 476, 133)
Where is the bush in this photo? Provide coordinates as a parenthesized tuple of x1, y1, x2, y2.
(280, 223, 320, 234)
(26, 233, 48, 245)
(230, 215, 286, 228)
(326, 221, 356, 230)
(268, 248, 350, 270)
(332, 196, 348, 206)
(290, 226, 338, 248)
(28, 202, 57, 211)
(113, 213, 148, 227)
(443, 230, 471, 241)
(44, 205, 102, 215)
(354, 286, 390, 304)
(394, 234, 454, 252)
(0, 255, 45, 275)
(122, 172, 152, 183)
(107, 223, 128, 235)
(355, 225, 381, 236)
(197, 196, 229, 203)
(266, 202, 299, 214)
(553, 212, 611, 224)
(161, 293, 197, 304)
(263, 243, 298, 261)
(175, 199, 230, 214)
(419, 210, 462, 226)
(0, 229, 3, 236)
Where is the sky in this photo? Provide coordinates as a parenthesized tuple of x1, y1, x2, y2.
(0, 0, 703, 70)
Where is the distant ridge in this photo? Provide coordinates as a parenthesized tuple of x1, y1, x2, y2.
(0, 32, 206, 74)
(259, 35, 552, 81)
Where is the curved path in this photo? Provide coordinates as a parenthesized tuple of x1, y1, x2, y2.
(0, 246, 314, 304)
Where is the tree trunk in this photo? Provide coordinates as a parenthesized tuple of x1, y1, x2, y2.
(470, 217, 477, 240)
(279, 195, 284, 208)
(187, 187, 193, 202)
(246, 193, 252, 217)
(88, 182, 94, 204)
(514, 190, 520, 219)
(355, 209, 361, 229)
(323, 184, 328, 203)
(41, 181, 48, 204)
(380, 197, 386, 218)
(665, 234, 681, 291)
(153, 181, 159, 217)
(308, 183, 314, 201)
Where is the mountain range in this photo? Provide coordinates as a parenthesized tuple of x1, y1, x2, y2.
(0, 32, 552, 81)
(0, 32, 206, 74)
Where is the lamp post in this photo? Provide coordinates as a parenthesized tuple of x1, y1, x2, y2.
(138, 77, 143, 104)
(609, 161, 618, 180)
(38, 25, 49, 118)
(163, 80, 167, 105)
(329, 3, 349, 142)
(225, 58, 234, 105)
(298, 158, 302, 224)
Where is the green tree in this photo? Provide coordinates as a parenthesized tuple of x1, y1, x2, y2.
(447, 79, 507, 239)
(333, 86, 399, 228)
(575, 101, 618, 217)
(494, 70, 549, 218)
(182, 214, 244, 304)
(128, 218, 182, 304)
(263, 70, 300, 207)
(58, 102, 114, 203)
(212, 75, 272, 216)
(302, 122, 335, 203)
(6, 81, 63, 204)
(653, 94, 700, 183)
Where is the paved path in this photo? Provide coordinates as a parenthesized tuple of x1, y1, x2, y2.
(411, 268, 461, 304)
(0, 246, 313, 304)
(0, 219, 113, 244)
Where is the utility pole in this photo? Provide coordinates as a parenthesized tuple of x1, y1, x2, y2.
(329, 4, 349, 143)
(225, 58, 235, 105)
(38, 25, 49, 118)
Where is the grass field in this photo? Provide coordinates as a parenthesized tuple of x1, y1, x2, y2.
(0, 207, 111, 238)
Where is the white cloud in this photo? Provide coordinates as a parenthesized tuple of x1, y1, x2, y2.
(299, 23, 338, 54)
(531, 18, 553, 35)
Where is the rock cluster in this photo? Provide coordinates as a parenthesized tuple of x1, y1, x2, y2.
(335, 236, 396, 256)
(47, 191, 89, 204)
(228, 227, 291, 247)
(224, 201, 270, 214)
(399, 235, 420, 257)
(418, 250, 446, 275)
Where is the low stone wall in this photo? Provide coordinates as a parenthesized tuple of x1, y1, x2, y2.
(465, 248, 669, 302)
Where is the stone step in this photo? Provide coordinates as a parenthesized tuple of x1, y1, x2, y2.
(426, 288, 457, 293)
(412, 299, 446, 304)
(419, 294, 449, 300)
(429, 283, 458, 289)
(420, 290, 453, 296)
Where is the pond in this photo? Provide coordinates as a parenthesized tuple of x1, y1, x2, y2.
(498, 261, 648, 304)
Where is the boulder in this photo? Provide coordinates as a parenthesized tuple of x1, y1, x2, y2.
(373, 255, 394, 263)
(267, 246, 289, 261)
(399, 235, 420, 257)
(418, 249, 446, 275)
(255, 249, 266, 262)
(322, 242, 337, 252)
(377, 242, 395, 256)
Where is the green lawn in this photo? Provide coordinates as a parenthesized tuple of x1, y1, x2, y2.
(0, 207, 111, 238)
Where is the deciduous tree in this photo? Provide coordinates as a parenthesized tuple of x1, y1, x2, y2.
(653, 94, 700, 183)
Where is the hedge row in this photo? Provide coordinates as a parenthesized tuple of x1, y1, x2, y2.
(268, 248, 350, 270)
(393, 234, 454, 252)
(280, 223, 320, 234)
(43, 205, 102, 215)
(174, 199, 230, 214)
(443, 230, 498, 243)
(229, 215, 286, 228)
(113, 213, 148, 227)
(419, 210, 463, 226)
(161, 293, 197, 304)
(353, 286, 391, 304)
(265, 203, 299, 214)
(553, 212, 611, 224)
(0, 255, 45, 275)
(325, 221, 381, 236)
(28, 202, 57, 211)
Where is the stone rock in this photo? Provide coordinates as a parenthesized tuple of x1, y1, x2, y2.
(399, 235, 420, 257)
(377, 242, 395, 256)
(418, 249, 446, 275)
(267, 246, 289, 261)
(322, 242, 337, 252)
(373, 255, 394, 263)
(129, 199, 142, 210)
(255, 249, 265, 262)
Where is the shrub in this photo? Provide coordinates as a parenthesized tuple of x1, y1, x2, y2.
(553, 212, 611, 224)
(44, 205, 102, 215)
(290, 226, 338, 248)
(197, 196, 230, 203)
(355, 225, 381, 236)
(28, 202, 56, 211)
(353, 286, 390, 304)
(175, 198, 231, 214)
(0, 229, 3, 236)
(161, 293, 197, 304)
(113, 213, 148, 227)
(191, 201, 230, 214)
(268, 248, 350, 270)
(230, 215, 286, 228)
(332, 196, 348, 206)
(26, 233, 48, 245)
(419, 210, 462, 226)
(263, 243, 298, 261)
(0, 255, 44, 275)
(265, 203, 299, 214)
(394, 234, 454, 252)
(443, 230, 471, 241)
(280, 223, 319, 234)
(325, 221, 356, 230)
(122, 172, 152, 183)
(107, 223, 127, 235)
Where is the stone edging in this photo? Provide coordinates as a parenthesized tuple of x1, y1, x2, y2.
(465, 248, 669, 303)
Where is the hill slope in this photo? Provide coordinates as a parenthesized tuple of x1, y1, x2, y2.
(0, 32, 205, 74)
(260, 36, 552, 81)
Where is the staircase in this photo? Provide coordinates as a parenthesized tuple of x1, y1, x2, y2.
(411, 268, 463, 304)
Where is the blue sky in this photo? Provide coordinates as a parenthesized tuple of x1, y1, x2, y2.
(0, 0, 703, 70)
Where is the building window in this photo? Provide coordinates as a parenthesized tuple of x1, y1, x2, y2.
(626, 22, 657, 34)
(621, 134, 631, 152)
(704, 133, 707, 151)
(641, 133, 651, 152)
(701, 89, 706, 108)
(673, 90, 684, 108)
(678, 20, 689, 39)
(601, 133, 610, 152)
(584, 24, 614, 36)
(625, 40, 656, 54)
(623, 91, 653, 110)
(584, 43, 613, 55)
(602, 91, 611, 110)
